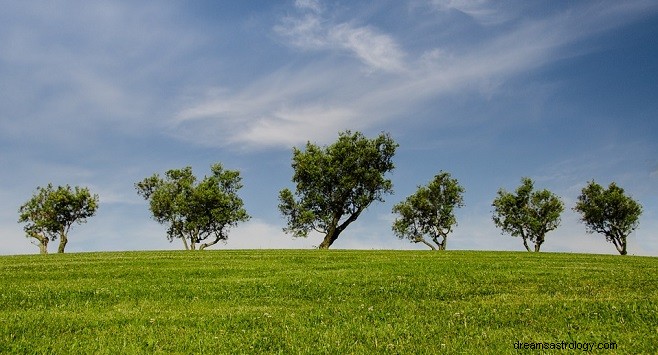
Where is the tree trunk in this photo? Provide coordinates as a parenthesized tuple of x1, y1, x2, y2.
(319, 228, 340, 249)
(57, 233, 68, 253)
(199, 235, 223, 251)
(439, 235, 447, 251)
(533, 236, 543, 252)
(181, 236, 190, 251)
(318, 209, 363, 249)
(617, 236, 628, 255)
(29, 231, 49, 254)
(414, 236, 436, 250)
(522, 237, 531, 252)
(39, 241, 48, 255)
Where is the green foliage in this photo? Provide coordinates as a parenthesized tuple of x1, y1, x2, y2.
(392, 171, 464, 250)
(492, 178, 563, 252)
(135, 163, 250, 250)
(0, 250, 656, 353)
(18, 184, 99, 254)
(279, 131, 398, 249)
(574, 181, 642, 255)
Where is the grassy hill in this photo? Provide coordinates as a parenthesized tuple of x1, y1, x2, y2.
(1, 250, 656, 354)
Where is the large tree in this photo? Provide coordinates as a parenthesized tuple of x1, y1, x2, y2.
(492, 178, 563, 252)
(18, 184, 99, 254)
(392, 171, 464, 250)
(279, 131, 398, 249)
(573, 181, 642, 255)
(135, 163, 250, 250)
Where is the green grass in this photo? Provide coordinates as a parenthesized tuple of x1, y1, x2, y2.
(0, 250, 656, 354)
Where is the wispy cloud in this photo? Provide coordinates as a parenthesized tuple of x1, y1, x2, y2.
(174, 0, 657, 149)
(429, 0, 513, 25)
(275, 1, 407, 73)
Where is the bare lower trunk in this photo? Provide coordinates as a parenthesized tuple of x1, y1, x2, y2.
(319, 228, 340, 249)
(318, 209, 363, 249)
(181, 237, 190, 250)
(522, 237, 531, 252)
(414, 236, 436, 250)
(614, 236, 628, 255)
(533, 236, 544, 252)
(27, 231, 48, 254)
(199, 235, 224, 250)
(39, 241, 48, 255)
(29, 231, 49, 255)
(57, 233, 68, 253)
(438, 235, 447, 251)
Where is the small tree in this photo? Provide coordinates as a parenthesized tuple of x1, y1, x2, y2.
(18, 184, 99, 254)
(574, 181, 642, 255)
(392, 171, 464, 250)
(492, 178, 563, 252)
(136, 163, 250, 250)
(279, 130, 398, 249)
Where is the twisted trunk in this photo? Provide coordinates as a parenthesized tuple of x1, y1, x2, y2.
(534, 235, 544, 252)
(57, 232, 68, 253)
(413, 236, 436, 250)
(318, 208, 363, 249)
(522, 237, 531, 252)
(29, 231, 49, 255)
(612, 234, 627, 255)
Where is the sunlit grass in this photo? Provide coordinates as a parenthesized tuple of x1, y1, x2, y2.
(1, 250, 656, 353)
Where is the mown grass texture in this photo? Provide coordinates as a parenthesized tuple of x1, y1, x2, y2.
(0, 250, 656, 354)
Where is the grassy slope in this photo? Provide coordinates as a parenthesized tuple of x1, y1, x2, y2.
(0, 250, 656, 354)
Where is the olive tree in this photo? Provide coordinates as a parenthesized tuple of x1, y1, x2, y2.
(18, 184, 99, 254)
(392, 171, 464, 250)
(574, 181, 642, 255)
(136, 163, 250, 250)
(492, 178, 563, 252)
(279, 131, 398, 249)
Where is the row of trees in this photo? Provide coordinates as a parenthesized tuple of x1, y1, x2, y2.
(17, 131, 642, 255)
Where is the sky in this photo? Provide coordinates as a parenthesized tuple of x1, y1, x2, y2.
(1, 0, 657, 256)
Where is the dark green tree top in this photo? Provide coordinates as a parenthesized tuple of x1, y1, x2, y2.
(279, 130, 398, 249)
(18, 184, 99, 253)
(574, 181, 642, 255)
(136, 163, 250, 251)
(492, 178, 563, 252)
(392, 171, 464, 250)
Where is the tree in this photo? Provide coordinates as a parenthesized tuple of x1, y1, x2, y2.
(392, 171, 464, 250)
(18, 184, 99, 254)
(491, 178, 563, 252)
(279, 131, 398, 249)
(135, 163, 250, 250)
(573, 181, 642, 255)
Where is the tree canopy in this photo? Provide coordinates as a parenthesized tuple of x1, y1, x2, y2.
(18, 184, 99, 254)
(573, 181, 642, 255)
(278, 130, 398, 249)
(392, 171, 464, 250)
(135, 163, 250, 250)
(492, 178, 563, 252)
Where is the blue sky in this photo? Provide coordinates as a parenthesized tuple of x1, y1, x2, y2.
(1, 0, 657, 255)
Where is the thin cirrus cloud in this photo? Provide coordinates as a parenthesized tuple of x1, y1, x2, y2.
(277, 0, 407, 73)
(171, 0, 657, 150)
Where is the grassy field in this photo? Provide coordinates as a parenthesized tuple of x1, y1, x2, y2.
(0, 250, 656, 354)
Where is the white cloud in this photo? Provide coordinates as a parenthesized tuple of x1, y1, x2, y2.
(275, 3, 406, 73)
(327, 23, 407, 73)
(224, 219, 316, 249)
(295, 0, 323, 13)
(174, 1, 658, 150)
(429, 0, 512, 25)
